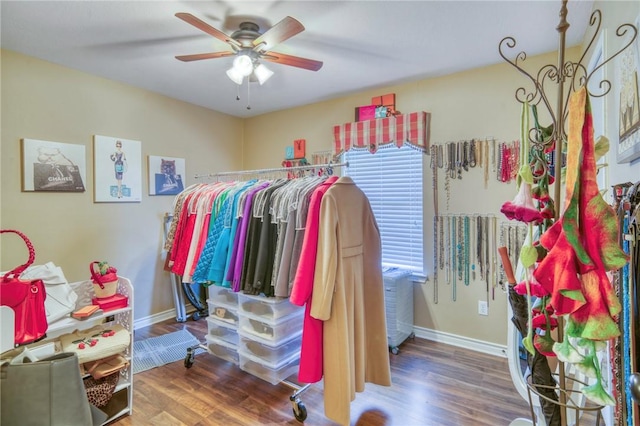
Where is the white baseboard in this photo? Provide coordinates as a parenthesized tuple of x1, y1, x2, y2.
(413, 325, 507, 358)
(133, 307, 195, 330)
(134, 313, 506, 358)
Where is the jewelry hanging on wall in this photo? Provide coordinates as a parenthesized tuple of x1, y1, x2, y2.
(484, 215, 491, 304)
(439, 216, 445, 272)
(471, 214, 477, 281)
(469, 139, 477, 168)
(430, 145, 439, 304)
(451, 215, 457, 301)
(491, 138, 497, 175)
(430, 144, 439, 217)
(457, 215, 464, 282)
(483, 139, 490, 189)
(445, 143, 454, 211)
(464, 216, 471, 286)
(433, 215, 438, 304)
(456, 142, 463, 180)
(445, 215, 451, 287)
(491, 215, 499, 297)
(463, 141, 469, 171)
(477, 215, 484, 281)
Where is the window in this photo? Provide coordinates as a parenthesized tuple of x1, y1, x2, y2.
(343, 145, 424, 273)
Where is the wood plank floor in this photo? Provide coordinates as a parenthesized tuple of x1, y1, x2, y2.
(112, 317, 534, 426)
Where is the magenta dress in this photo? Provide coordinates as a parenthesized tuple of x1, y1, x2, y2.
(289, 176, 338, 383)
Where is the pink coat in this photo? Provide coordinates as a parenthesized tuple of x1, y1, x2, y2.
(289, 176, 338, 383)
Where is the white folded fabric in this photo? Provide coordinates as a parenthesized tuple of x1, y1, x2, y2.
(20, 262, 78, 323)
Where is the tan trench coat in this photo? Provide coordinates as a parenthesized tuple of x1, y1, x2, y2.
(310, 177, 392, 425)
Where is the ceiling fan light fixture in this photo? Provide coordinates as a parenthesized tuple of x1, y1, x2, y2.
(232, 54, 254, 77)
(254, 63, 274, 85)
(226, 67, 244, 85)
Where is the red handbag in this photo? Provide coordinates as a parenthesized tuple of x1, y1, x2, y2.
(0, 230, 48, 346)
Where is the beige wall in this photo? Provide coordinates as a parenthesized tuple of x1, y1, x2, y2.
(589, 0, 640, 191)
(1, 49, 244, 322)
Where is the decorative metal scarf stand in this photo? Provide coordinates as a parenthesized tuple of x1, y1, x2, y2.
(498, 1, 638, 425)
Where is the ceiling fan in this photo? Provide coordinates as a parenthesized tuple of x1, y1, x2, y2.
(174, 13, 323, 84)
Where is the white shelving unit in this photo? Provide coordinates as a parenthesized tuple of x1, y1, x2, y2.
(26, 277, 134, 424)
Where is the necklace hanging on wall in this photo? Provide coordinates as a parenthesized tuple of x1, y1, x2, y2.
(471, 215, 477, 281)
(469, 139, 477, 168)
(456, 142, 463, 179)
(445, 216, 451, 287)
(477, 215, 484, 280)
(464, 216, 471, 286)
(457, 215, 464, 282)
(433, 215, 438, 304)
(491, 138, 497, 175)
(483, 139, 490, 189)
(450, 215, 457, 301)
(463, 141, 469, 172)
(439, 215, 445, 272)
(430, 145, 440, 304)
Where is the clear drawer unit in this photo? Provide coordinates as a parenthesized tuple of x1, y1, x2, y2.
(383, 268, 415, 354)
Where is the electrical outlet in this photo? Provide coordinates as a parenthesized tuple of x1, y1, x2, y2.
(478, 300, 489, 316)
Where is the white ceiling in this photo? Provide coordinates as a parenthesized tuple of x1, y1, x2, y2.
(1, 0, 595, 118)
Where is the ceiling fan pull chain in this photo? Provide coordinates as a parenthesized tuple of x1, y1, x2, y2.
(236, 84, 240, 101)
(247, 81, 251, 110)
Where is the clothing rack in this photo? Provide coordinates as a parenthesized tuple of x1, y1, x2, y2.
(499, 2, 638, 425)
(172, 169, 351, 422)
(194, 161, 348, 180)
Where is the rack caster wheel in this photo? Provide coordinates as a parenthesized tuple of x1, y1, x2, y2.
(184, 348, 195, 368)
(390, 346, 399, 355)
(409, 332, 415, 339)
(191, 311, 201, 321)
(292, 400, 307, 422)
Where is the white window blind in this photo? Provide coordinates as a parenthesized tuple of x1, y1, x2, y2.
(344, 145, 424, 273)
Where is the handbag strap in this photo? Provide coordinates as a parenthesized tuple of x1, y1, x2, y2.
(0, 230, 36, 280)
(89, 261, 110, 288)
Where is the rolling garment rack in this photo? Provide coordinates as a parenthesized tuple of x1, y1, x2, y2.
(184, 160, 348, 423)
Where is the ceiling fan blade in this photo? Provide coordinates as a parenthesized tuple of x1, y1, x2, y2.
(252, 16, 304, 51)
(175, 13, 241, 49)
(175, 51, 235, 62)
(262, 51, 323, 71)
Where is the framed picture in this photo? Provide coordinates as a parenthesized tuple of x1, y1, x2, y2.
(148, 155, 185, 196)
(616, 13, 640, 163)
(93, 135, 142, 202)
(21, 138, 86, 192)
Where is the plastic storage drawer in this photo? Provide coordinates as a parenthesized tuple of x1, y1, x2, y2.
(238, 293, 302, 321)
(207, 316, 239, 346)
(207, 299, 239, 326)
(238, 351, 300, 385)
(238, 330, 302, 365)
(238, 310, 304, 345)
(205, 334, 239, 365)
(207, 286, 239, 306)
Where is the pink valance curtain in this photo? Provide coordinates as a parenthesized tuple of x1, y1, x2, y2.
(333, 111, 431, 156)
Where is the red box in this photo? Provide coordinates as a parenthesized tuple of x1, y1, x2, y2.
(293, 139, 306, 159)
(371, 93, 396, 114)
(355, 105, 377, 121)
(92, 293, 129, 312)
